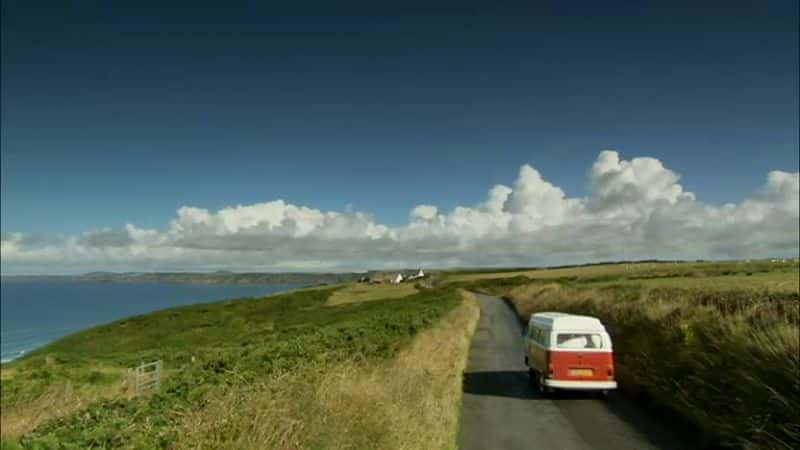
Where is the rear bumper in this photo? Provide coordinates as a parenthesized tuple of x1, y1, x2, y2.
(544, 379, 618, 390)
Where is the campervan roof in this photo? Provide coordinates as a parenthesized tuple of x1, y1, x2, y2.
(529, 312, 605, 331)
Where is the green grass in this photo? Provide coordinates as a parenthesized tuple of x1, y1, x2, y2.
(445, 259, 800, 287)
(2, 285, 462, 448)
(620, 271, 798, 291)
(326, 282, 419, 305)
(452, 260, 800, 450)
(454, 260, 799, 293)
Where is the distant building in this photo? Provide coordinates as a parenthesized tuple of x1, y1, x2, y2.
(366, 271, 396, 283)
(407, 268, 425, 280)
(366, 268, 426, 284)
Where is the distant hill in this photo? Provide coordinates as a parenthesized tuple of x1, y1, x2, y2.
(2, 272, 363, 285)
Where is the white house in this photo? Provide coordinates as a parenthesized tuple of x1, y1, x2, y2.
(407, 268, 425, 281)
(391, 273, 405, 284)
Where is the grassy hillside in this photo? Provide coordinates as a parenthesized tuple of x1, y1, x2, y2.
(454, 260, 800, 450)
(1, 284, 473, 448)
(177, 292, 479, 449)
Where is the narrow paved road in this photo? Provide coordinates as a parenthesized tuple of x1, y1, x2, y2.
(458, 294, 694, 450)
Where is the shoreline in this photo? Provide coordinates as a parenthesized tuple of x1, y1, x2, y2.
(1, 281, 308, 365)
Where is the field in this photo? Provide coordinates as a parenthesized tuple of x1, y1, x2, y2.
(1, 284, 477, 449)
(326, 282, 418, 306)
(446, 259, 799, 287)
(453, 259, 800, 450)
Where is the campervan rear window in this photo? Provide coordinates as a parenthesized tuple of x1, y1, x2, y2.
(527, 326, 550, 347)
(556, 333, 603, 349)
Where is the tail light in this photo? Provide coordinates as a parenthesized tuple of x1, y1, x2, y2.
(608, 354, 615, 378)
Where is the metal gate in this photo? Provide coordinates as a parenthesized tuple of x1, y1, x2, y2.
(132, 360, 162, 396)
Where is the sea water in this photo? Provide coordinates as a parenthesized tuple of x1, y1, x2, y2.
(0, 280, 303, 362)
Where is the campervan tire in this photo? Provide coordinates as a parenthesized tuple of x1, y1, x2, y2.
(537, 374, 552, 397)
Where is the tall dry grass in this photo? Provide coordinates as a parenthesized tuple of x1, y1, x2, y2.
(0, 375, 126, 440)
(177, 291, 480, 449)
(506, 283, 800, 449)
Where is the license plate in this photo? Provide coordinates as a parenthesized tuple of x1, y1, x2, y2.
(569, 368, 594, 377)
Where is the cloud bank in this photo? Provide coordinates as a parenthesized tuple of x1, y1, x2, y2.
(2, 151, 798, 274)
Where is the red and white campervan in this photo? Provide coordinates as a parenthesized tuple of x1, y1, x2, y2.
(524, 312, 617, 395)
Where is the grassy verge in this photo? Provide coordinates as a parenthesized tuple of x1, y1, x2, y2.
(454, 261, 800, 449)
(2, 285, 467, 448)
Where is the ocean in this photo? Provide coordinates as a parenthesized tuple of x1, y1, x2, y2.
(0, 280, 303, 362)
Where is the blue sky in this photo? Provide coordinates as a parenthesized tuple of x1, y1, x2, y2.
(1, 1, 798, 273)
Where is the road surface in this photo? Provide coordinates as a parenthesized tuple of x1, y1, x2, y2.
(458, 293, 695, 450)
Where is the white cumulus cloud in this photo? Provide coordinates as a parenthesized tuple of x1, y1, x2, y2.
(2, 151, 798, 274)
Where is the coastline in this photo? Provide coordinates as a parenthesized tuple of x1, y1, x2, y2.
(1, 271, 361, 285)
(0, 280, 307, 364)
